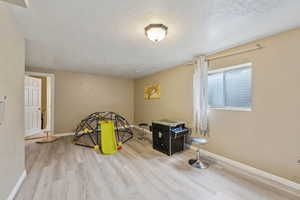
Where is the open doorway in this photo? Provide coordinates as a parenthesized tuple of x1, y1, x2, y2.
(24, 72, 55, 139)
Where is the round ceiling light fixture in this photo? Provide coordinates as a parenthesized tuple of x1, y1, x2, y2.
(144, 24, 168, 42)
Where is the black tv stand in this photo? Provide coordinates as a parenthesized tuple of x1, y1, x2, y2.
(152, 120, 188, 156)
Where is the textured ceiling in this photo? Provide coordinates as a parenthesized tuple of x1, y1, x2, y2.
(8, 0, 300, 78)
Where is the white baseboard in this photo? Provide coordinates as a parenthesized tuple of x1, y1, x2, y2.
(189, 145, 300, 194)
(54, 132, 74, 137)
(7, 170, 26, 200)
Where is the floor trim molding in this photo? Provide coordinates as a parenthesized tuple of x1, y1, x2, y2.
(54, 132, 74, 137)
(7, 170, 26, 200)
(189, 145, 300, 194)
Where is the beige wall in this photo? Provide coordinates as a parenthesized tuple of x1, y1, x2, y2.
(26, 67, 134, 134)
(0, 5, 25, 199)
(135, 64, 194, 126)
(134, 27, 300, 183)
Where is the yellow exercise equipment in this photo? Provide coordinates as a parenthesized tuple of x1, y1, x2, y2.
(73, 112, 133, 152)
(94, 145, 100, 151)
(100, 120, 118, 154)
(83, 128, 90, 133)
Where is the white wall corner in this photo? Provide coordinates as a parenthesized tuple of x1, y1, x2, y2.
(7, 170, 26, 200)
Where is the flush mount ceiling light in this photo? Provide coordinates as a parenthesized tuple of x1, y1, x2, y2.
(144, 24, 168, 42)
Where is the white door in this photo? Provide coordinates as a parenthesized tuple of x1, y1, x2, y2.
(24, 76, 42, 136)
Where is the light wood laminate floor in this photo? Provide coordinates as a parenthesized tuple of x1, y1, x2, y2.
(16, 136, 299, 200)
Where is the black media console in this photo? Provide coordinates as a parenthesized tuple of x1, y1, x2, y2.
(152, 120, 188, 156)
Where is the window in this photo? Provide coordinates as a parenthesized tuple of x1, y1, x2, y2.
(208, 63, 252, 111)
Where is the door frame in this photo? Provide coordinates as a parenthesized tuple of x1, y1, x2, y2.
(25, 72, 55, 133)
(24, 76, 42, 136)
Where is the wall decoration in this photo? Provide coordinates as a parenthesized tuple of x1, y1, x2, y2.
(144, 84, 160, 99)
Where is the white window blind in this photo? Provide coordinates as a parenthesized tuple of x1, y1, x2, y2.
(208, 72, 224, 107)
(208, 63, 252, 110)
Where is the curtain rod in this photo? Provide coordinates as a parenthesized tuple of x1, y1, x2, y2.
(207, 44, 263, 61)
(186, 44, 263, 65)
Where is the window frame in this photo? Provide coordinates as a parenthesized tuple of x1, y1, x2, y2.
(208, 62, 252, 112)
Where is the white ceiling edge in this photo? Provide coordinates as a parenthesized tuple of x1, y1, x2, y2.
(10, 1, 300, 79)
(26, 25, 300, 81)
(25, 65, 136, 81)
(202, 26, 299, 58)
(1, 0, 29, 8)
(137, 25, 300, 80)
